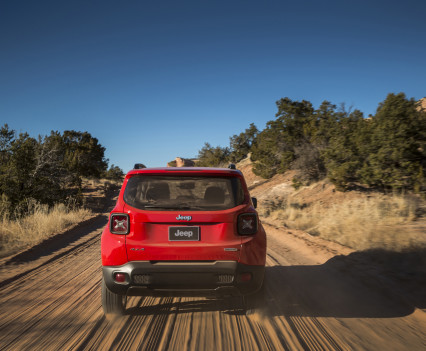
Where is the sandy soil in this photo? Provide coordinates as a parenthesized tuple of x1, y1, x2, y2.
(0, 197, 425, 350)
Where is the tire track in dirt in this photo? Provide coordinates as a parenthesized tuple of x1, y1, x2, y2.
(0, 235, 103, 350)
(1, 221, 425, 350)
(0, 234, 100, 290)
(265, 249, 347, 351)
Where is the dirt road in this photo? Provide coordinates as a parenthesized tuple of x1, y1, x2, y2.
(1, 213, 425, 350)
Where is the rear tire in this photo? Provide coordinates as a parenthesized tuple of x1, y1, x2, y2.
(101, 278, 126, 317)
(243, 278, 266, 316)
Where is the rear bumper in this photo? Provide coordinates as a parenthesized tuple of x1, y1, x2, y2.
(103, 261, 264, 297)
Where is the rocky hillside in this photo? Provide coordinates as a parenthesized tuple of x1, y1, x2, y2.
(418, 97, 426, 110)
(167, 157, 197, 167)
(236, 156, 426, 251)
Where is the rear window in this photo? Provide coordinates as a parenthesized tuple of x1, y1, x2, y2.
(123, 175, 245, 211)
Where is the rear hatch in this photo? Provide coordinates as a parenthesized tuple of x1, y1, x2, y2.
(123, 174, 246, 261)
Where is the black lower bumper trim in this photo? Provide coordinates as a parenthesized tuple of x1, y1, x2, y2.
(103, 261, 264, 297)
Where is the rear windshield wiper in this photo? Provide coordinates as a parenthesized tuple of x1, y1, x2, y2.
(142, 205, 184, 209)
(142, 204, 205, 210)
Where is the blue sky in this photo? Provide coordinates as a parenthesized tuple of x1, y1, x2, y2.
(1, 0, 425, 172)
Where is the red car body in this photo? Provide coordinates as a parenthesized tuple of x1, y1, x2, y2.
(101, 166, 266, 315)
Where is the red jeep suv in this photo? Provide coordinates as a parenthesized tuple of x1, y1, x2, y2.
(101, 165, 266, 316)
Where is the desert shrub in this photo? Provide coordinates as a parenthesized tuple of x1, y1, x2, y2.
(292, 142, 326, 182)
(103, 164, 124, 181)
(291, 177, 303, 190)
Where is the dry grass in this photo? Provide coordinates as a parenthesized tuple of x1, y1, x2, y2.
(267, 195, 424, 251)
(82, 177, 122, 188)
(0, 199, 92, 254)
(0, 177, 119, 256)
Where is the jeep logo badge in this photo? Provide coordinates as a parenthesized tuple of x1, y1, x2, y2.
(176, 214, 192, 221)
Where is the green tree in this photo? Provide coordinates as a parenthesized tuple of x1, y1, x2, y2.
(250, 125, 290, 178)
(0, 125, 112, 215)
(104, 164, 125, 181)
(196, 93, 425, 193)
(322, 110, 368, 190)
(359, 93, 426, 191)
(197, 142, 230, 167)
(0, 124, 15, 198)
(251, 98, 315, 178)
(62, 131, 108, 182)
(0, 124, 14, 162)
(309, 101, 341, 146)
(6, 132, 38, 207)
(293, 101, 342, 182)
(28, 132, 73, 205)
(229, 123, 259, 162)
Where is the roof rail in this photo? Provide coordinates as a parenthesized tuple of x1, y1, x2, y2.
(134, 163, 147, 169)
(228, 163, 236, 170)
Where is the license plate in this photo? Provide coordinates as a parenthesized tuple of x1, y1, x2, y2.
(169, 226, 200, 241)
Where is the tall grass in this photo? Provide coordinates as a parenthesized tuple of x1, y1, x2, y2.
(0, 198, 92, 254)
(267, 195, 423, 251)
